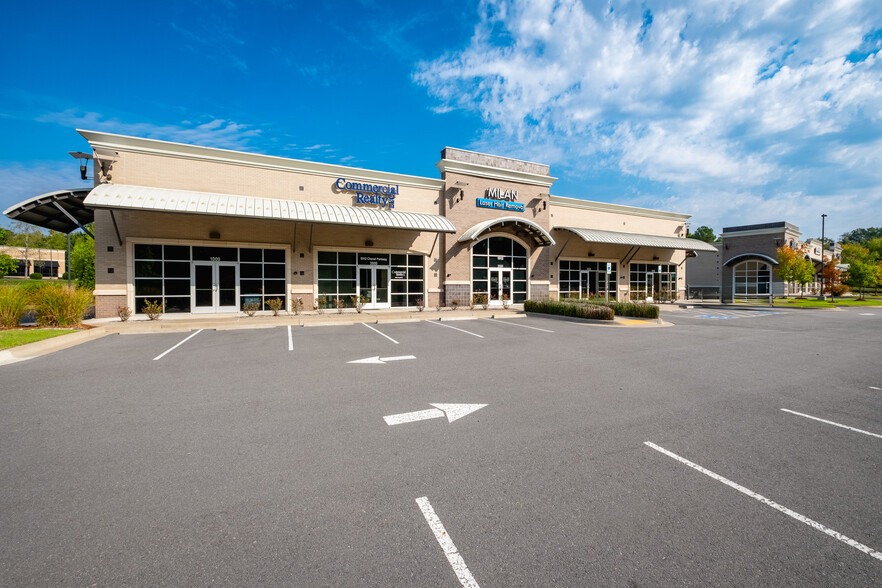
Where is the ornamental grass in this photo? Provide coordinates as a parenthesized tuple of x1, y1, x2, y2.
(0, 285, 30, 327)
(32, 285, 94, 327)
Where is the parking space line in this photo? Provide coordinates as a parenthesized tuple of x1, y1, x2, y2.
(481, 317, 553, 333)
(287, 325, 294, 351)
(781, 409, 882, 440)
(152, 329, 203, 361)
(416, 497, 481, 588)
(361, 322, 399, 344)
(424, 319, 484, 338)
(644, 441, 882, 562)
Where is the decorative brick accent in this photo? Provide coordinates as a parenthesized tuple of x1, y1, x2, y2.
(444, 284, 471, 307)
(95, 295, 127, 319)
(530, 283, 549, 301)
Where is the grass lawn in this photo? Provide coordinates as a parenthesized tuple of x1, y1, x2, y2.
(769, 297, 882, 308)
(0, 329, 76, 350)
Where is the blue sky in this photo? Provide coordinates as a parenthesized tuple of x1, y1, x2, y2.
(2, 0, 881, 241)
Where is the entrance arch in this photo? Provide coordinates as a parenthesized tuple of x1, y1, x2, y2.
(471, 236, 528, 305)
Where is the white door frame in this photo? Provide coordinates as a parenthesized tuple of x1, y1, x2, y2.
(192, 261, 239, 313)
(358, 264, 391, 309)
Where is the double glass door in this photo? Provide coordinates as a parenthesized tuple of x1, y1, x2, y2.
(193, 261, 238, 313)
(359, 265, 390, 309)
(488, 268, 512, 305)
(579, 270, 610, 301)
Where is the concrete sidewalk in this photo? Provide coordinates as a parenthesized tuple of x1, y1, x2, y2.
(1, 306, 668, 366)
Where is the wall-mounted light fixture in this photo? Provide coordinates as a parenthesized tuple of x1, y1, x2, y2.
(652, 255, 659, 261)
(588, 252, 595, 257)
(209, 231, 221, 240)
(364, 240, 374, 247)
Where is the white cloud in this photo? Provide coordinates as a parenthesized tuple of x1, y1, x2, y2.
(415, 0, 882, 236)
(36, 111, 262, 151)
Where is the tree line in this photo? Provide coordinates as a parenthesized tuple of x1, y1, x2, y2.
(0, 222, 94, 288)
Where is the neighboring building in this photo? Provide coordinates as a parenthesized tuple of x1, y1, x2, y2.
(5, 130, 716, 318)
(686, 222, 841, 302)
(0, 246, 66, 278)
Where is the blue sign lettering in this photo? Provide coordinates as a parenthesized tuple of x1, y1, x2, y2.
(476, 198, 525, 212)
(336, 177, 398, 209)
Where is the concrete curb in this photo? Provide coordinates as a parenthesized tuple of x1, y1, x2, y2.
(0, 326, 114, 366)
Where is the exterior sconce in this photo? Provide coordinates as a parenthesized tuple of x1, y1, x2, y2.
(209, 231, 221, 239)
(365, 240, 374, 247)
(588, 252, 595, 257)
(652, 255, 659, 260)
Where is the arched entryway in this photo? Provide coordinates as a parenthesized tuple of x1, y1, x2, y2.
(471, 236, 529, 305)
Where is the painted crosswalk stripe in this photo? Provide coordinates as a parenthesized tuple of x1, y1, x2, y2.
(645, 441, 882, 562)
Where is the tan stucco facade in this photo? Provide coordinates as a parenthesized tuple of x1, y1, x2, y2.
(74, 129, 702, 317)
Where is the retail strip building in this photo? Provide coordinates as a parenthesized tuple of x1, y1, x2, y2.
(4, 130, 716, 317)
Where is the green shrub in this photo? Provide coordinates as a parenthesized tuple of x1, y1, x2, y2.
(29, 272, 43, 280)
(563, 298, 660, 319)
(0, 286, 30, 327)
(605, 301, 660, 319)
(524, 299, 614, 320)
(32, 285, 94, 326)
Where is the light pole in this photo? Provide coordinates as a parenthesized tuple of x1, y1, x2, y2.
(820, 214, 827, 300)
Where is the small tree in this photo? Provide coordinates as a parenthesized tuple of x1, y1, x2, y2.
(70, 238, 95, 290)
(821, 260, 846, 296)
(841, 243, 881, 299)
(776, 245, 814, 295)
(0, 253, 16, 278)
(689, 225, 717, 243)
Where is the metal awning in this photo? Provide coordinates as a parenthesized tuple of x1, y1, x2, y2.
(3, 188, 94, 234)
(554, 226, 718, 252)
(83, 184, 456, 233)
(458, 216, 555, 246)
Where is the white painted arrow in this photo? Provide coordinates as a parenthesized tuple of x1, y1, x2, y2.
(384, 403, 488, 426)
(348, 355, 416, 364)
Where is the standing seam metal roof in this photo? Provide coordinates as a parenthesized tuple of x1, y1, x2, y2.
(83, 184, 456, 233)
(554, 226, 718, 251)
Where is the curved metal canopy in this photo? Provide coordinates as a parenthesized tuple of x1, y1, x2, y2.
(554, 226, 718, 252)
(457, 216, 555, 246)
(84, 184, 456, 233)
(3, 188, 93, 234)
(723, 252, 779, 267)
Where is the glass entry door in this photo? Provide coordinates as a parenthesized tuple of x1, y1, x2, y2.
(358, 265, 390, 309)
(579, 270, 591, 299)
(192, 262, 239, 313)
(489, 268, 512, 305)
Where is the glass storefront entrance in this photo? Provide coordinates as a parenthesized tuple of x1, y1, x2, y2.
(359, 264, 390, 308)
(471, 236, 528, 305)
(317, 251, 424, 309)
(134, 244, 286, 314)
(193, 262, 238, 313)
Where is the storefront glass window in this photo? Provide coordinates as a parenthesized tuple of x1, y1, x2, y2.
(629, 263, 677, 301)
(734, 260, 771, 297)
(559, 260, 617, 300)
(472, 237, 528, 303)
(133, 244, 286, 313)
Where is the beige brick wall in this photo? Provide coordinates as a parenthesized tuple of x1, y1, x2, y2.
(111, 151, 441, 214)
(441, 170, 551, 299)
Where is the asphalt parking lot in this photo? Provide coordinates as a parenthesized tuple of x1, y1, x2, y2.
(1, 308, 880, 586)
